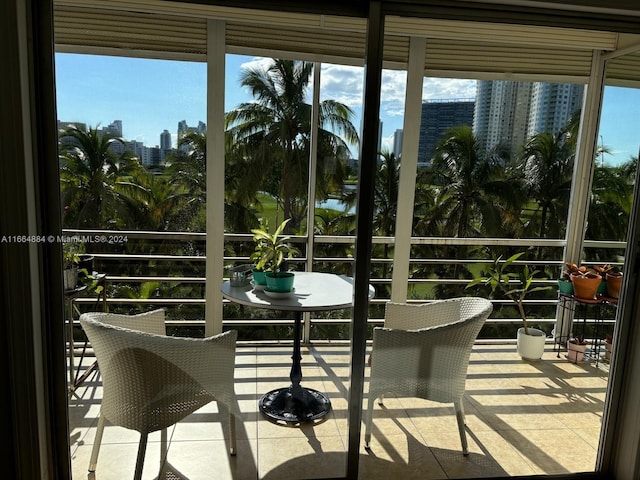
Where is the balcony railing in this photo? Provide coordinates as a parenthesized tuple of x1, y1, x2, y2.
(63, 228, 624, 342)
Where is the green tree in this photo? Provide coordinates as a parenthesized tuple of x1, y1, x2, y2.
(225, 59, 359, 232)
(121, 171, 186, 231)
(59, 125, 143, 229)
(428, 125, 521, 238)
(167, 131, 261, 233)
(166, 131, 208, 226)
(587, 160, 636, 241)
(521, 131, 574, 240)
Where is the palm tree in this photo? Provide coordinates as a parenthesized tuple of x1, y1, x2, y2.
(225, 59, 359, 232)
(166, 131, 208, 222)
(167, 131, 261, 233)
(120, 171, 186, 231)
(59, 125, 143, 229)
(521, 131, 574, 240)
(587, 159, 635, 242)
(372, 150, 400, 238)
(416, 125, 523, 298)
(428, 125, 521, 238)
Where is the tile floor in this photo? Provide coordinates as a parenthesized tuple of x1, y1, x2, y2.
(68, 344, 608, 479)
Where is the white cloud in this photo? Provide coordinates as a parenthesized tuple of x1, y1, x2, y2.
(381, 132, 395, 151)
(422, 78, 477, 101)
(320, 64, 364, 106)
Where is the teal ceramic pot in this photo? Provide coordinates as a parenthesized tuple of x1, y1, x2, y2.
(252, 269, 267, 286)
(597, 277, 607, 295)
(265, 272, 295, 292)
(558, 278, 574, 295)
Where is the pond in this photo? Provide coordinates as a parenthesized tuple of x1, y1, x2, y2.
(315, 198, 354, 213)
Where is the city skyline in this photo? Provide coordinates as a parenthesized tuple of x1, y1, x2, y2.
(55, 52, 640, 165)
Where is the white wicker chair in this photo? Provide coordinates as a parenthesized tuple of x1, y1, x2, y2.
(79, 309, 239, 480)
(365, 297, 493, 455)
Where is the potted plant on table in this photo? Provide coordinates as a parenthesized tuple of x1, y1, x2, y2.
(557, 265, 574, 295)
(593, 263, 613, 296)
(566, 263, 602, 300)
(567, 335, 589, 363)
(63, 242, 81, 290)
(467, 252, 552, 360)
(250, 218, 299, 293)
(602, 265, 623, 299)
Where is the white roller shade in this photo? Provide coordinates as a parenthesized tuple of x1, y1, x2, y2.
(54, 1, 640, 84)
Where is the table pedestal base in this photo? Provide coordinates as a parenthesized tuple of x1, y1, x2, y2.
(259, 386, 331, 424)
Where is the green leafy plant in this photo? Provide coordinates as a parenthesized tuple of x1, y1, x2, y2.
(250, 218, 299, 275)
(63, 242, 80, 269)
(568, 335, 588, 345)
(467, 252, 551, 335)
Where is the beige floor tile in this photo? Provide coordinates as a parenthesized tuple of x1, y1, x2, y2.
(258, 437, 346, 479)
(550, 411, 604, 430)
(171, 408, 235, 442)
(572, 427, 603, 449)
(489, 408, 570, 430)
(72, 440, 164, 480)
(359, 433, 446, 479)
(467, 429, 538, 477)
(406, 401, 494, 433)
(499, 428, 597, 474)
(467, 391, 535, 407)
(362, 396, 425, 441)
(163, 439, 258, 480)
(428, 429, 519, 479)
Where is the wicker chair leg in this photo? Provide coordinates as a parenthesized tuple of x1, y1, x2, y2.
(229, 412, 237, 455)
(160, 428, 169, 471)
(134, 433, 148, 480)
(88, 414, 106, 472)
(454, 399, 469, 456)
(364, 396, 375, 448)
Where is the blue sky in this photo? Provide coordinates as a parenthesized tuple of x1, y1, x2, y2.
(55, 53, 639, 165)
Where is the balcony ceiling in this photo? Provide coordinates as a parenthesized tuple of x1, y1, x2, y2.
(54, 0, 640, 85)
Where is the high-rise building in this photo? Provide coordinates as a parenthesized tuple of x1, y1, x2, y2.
(393, 129, 403, 158)
(418, 99, 475, 167)
(474, 81, 532, 156)
(148, 146, 162, 166)
(126, 140, 145, 163)
(178, 120, 206, 139)
(177, 120, 207, 151)
(102, 120, 123, 137)
(57, 120, 87, 132)
(160, 129, 172, 163)
(528, 83, 584, 137)
(474, 80, 583, 156)
(160, 129, 171, 150)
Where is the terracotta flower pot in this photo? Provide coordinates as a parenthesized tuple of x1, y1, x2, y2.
(570, 272, 601, 300)
(606, 272, 623, 298)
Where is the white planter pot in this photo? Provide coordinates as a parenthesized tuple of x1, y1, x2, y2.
(63, 267, 78, 290)
(516, 327, 546, 360)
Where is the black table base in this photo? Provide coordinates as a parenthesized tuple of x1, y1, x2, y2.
(259, 385, 331, 424)
(258, 311, 332, 424)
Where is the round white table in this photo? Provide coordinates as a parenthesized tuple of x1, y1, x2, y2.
(221, 271, 373, 424)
